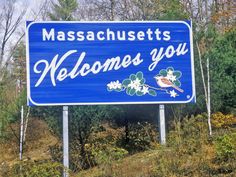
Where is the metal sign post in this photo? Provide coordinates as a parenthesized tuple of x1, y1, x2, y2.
(159, 104, 166, 145)
(63, 106, 69, 177)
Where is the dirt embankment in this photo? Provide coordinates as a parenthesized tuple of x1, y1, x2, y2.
(0, 118, 59, 170)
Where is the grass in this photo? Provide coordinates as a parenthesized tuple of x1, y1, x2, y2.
(77, 150, 159, 177)
(1, 115, 235, 177)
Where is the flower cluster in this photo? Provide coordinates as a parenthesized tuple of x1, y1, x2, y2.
(107, 80, 122, 91)
(107, 71, 157, 96)
(107, 67, 182, 98)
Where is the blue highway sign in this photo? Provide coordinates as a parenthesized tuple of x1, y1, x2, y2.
(26, 21, 195, 106)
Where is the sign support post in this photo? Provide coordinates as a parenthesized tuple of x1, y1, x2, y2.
(159, 104, 166, 145)
(63, 106, 69, 177)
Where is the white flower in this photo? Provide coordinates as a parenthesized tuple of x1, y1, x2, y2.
(166, 69, 176, 82)
(142, 86, 149, 94)
(169, 75, 176, 82)
(107, 82, 115, 90)
(167, 70, 174, 75)
(135, 86, 142, 92)
(128, 81, 136, 89)
(170, 90, 178, 98)
(113, 80, 122, 89)
(128, 78, 143, 92)
(107, 80, 122, 90)
(133, 78, 141, 85)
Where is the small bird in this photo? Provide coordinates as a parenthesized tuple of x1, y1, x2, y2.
(154, 75, 184, 93)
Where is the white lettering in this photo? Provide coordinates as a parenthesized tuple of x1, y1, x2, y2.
(127, 31, 135, 41)
(87, 31, 95, 41)
(57, 68, 68, 81)
(149, 43, 189, 71)
(77, 31, 85, 41)
(57, 31, 65, 41)
(137, 31, 145, 40)
(97, 31, 105, 40)
(42, 28, 55, 41)
(34, 50, 77, 87)
(33, 51, 145, 87)
(163, 31, 171, 41)
(67, 31, 75, 41)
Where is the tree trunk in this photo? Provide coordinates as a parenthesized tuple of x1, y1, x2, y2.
(23, 107, 31, 142)
(207, 58, 212, 136)
(124, 117, 129, 143)
(196, 42, 212, 136)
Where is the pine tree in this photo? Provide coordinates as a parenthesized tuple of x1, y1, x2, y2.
(48, 0, 78, 20)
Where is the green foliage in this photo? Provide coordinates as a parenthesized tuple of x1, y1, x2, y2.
(48, 0, 78, 20)
(92, 146, 128, 177)
(214, 133, 236, 161)
(157, 0, 189, 20)
(206, 28, 236, 112)
(69, 105, 110, 145)
(119, 122, 158, 153)
(153, 115, 236, 177)
(6, 161, 64, 177)
(88, 124, 128, 166)
(92, 146, 128, 165)
(0, 79, 27, 139)
(168, 114, 209, 155)
(69, 106, 111, 171)
(31, 106, 62, 136)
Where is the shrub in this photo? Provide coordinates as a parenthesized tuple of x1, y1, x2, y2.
(89, 123, 128, 165)
(153, 115, 214, 177)
(119, 122, 158, 153)
(214, 133, 236, 161)
(6, 161, 65, 177)
(168, 114, 209, 155)
(212, 112, 236, 128)
(92, 146, 128, 165)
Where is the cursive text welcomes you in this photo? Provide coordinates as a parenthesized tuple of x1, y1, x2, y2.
(33, 43, 188, 87)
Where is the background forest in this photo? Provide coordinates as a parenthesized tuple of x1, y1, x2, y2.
(0, 0, 235, 176)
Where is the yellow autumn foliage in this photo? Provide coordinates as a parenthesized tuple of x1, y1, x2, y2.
(212, 112, 236, 128)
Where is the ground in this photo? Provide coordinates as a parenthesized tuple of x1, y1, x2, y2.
(0, 118, 58, 172)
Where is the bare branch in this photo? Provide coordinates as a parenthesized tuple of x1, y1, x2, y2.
(0, 0, 27, 70)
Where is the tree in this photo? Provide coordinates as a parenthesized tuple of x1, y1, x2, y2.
(12, 42, 26, 93)
(0, 0, 26, 81)
(69, 106, 110, 170)
(206, 28, 236, 113)
(48, 0, 78, 20)
(157, 0, 189, 20)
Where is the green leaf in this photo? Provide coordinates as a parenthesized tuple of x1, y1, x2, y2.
(140, 78, 146, 85)
(122, 79, 131, 87)
(107, 87, 113, 92)
(173, 71, 182, 79)
(129, 88, 136, 96)
(159, 69, 167, 76)
(129, 74, 136, 81)
(155, 74, 161, 78)
(115, 88, 122, 92)
(148, 89, 157, 96)
(167, 67, 174, 72)
(136, 91, 144, 96)
(173, 80, 181, 87)
(126, 87, 131, 95)
(136, 71, 143, 80)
